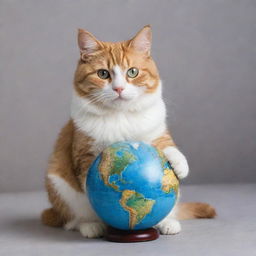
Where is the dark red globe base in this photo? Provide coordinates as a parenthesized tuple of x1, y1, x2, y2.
(105, 226, 159, 243)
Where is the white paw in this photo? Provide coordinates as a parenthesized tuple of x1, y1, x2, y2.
(163, 147, 189, 179)
(156, 219, 181, 235)
(64, 219, 79, 231)
(79, 222, 106, 238)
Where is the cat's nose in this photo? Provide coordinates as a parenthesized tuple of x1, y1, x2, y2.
(113, 87, 124, 94)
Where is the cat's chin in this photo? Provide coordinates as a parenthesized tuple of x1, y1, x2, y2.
(113, 96, 133, 103)
(113, 96, 129, 101)
(101, 94, 155, 112)
(101, 98, 135, 110)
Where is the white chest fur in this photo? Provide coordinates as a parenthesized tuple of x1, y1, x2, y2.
(71, 91, 167, 155)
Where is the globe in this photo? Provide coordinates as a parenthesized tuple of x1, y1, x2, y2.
(86, 141, 179, 230)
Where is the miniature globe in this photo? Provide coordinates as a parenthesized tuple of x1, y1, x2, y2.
(86, 141, 179, 230)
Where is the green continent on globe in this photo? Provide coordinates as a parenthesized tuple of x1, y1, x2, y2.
(156, 148, 170, 169)
(99, 146, 137, 191)
(119, 190, 155, 229)
(156, 149, 179, 194)
(162, 169, 179, 194)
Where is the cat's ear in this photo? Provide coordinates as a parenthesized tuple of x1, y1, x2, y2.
(128, 25, 152, 55)
(78, 29, 102, 59)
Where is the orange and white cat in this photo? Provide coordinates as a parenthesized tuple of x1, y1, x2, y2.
(41, 25, 216, 238)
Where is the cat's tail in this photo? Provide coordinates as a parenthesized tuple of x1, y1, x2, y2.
(41, 208, 64, 227)
(176, 202, 216, 220)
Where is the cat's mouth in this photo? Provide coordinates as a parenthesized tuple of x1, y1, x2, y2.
(113, 95, 130, 101)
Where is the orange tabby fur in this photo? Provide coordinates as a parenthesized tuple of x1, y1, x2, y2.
(42, 26, 216, 229)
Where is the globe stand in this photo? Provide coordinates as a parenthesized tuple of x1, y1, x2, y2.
(105, 226, 159, 243)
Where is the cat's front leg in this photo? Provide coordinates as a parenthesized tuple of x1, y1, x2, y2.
(152, 133, 189, 179)
(163, 146, 189, 179)
(155, 204, 181, 235)
(156, 218, 181, 235)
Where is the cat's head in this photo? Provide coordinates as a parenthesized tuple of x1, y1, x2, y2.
(73, 25, 161, 112)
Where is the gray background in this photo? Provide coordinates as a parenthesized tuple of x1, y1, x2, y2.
(0, 0, 256, 192)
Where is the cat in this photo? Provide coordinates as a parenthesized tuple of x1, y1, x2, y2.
(41, 25, 216, 238)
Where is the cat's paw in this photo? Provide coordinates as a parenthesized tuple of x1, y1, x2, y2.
(156, 219, 181, 235)
(79, 222, 106, 238)
(163, 147, 189, 179)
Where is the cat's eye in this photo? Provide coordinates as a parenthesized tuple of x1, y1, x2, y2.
(97, 69, 110, 79)
(127, 67, 139, 78)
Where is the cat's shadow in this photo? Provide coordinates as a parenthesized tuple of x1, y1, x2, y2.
(6, 218, 102, 243)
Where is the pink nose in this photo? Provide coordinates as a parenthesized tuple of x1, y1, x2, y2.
(113, 87, 124, 94)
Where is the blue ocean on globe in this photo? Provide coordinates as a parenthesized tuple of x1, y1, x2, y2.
(86, 141, 179, 230)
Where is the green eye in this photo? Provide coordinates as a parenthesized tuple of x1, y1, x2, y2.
(97, 69, 110, 79)
(127, 67, 139, 78)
